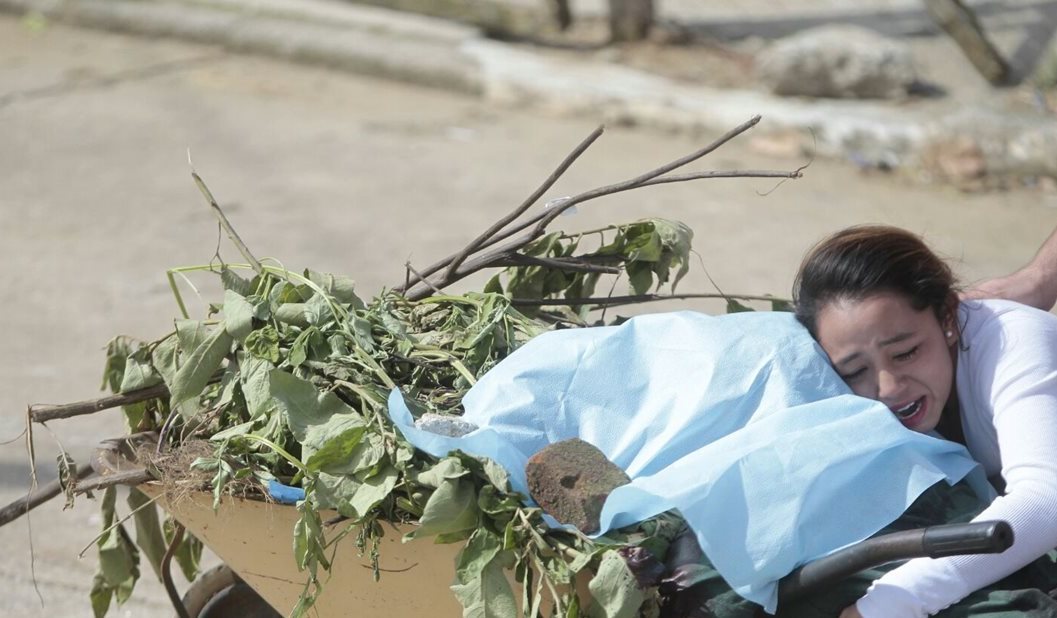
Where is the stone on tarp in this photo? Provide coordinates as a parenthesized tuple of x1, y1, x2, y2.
(414, 413, 478, 437)
(526, 438, 630, 534)
(756, 25, 916, 99)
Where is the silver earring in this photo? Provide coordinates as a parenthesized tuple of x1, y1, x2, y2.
(946, 330, 953, 338)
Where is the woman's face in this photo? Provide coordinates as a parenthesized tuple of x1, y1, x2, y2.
(814, 291, 957, 433)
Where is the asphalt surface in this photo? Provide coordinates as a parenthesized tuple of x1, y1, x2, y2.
(2, 13, 1057, 618)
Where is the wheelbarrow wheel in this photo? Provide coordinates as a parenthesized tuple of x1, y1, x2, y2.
(180, 564, 282, 618)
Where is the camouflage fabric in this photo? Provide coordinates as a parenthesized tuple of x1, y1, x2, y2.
(662, 480, 1057, 617)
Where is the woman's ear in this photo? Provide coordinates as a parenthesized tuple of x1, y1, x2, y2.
(942, 294, 960, 345)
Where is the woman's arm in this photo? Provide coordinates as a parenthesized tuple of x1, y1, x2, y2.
(964, 227, 1057, 310)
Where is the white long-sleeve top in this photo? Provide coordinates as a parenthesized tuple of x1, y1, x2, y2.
(856, 300, 1057, 617)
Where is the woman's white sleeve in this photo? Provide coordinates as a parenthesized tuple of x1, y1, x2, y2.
(856, 312, 1057, 617)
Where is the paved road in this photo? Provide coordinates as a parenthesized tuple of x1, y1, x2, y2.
(1, 14, 1055, 617)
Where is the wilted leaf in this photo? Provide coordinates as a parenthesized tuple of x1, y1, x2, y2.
(220, 267, 255, 297)
(451, 529, 516, 618)
(406, 476, 478, 541)
(95, 487, 140, 606)
(770, 298, 794, 312)
(725, 298, 755, 314)
(274, 303, 310, 328)
(269, 370, 364, 460)
(127, 489, 166, 581)
(306, 269, 364, 309)
(626, 262, 653, 296)
(223, 290, 256, 341)
(169, 326, 233, 408)
(245, 325, 280, 363)
(305, 425, 368, 473)
(587, 550, 646, 618)
(348, 465, 399, 518)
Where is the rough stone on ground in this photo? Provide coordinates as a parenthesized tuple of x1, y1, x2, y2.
(526, 438, 630, 534)
(756, 25, 916, 99)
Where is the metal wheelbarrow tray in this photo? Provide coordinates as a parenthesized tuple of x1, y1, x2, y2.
(117, 437, 1012, 618)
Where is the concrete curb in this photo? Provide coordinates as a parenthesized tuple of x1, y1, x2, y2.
(0, 0, 485, 94)
(4, 0, 1057, 178)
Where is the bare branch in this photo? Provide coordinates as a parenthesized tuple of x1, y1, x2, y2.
(497, 254, 621, 274)
(190, 161, 262, 275)
(402, 116, 785, 298)
(405, 261, 445, 295)
(510, 292, 791, 308)
(437, 125, 605, 284)
(0, 464, 93, 528)
(637, 169, 802, 186)
(73, 469, 155, 495)
(30, 383, 170, 424)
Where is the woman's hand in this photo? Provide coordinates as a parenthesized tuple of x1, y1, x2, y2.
(839, 604, 863, 618)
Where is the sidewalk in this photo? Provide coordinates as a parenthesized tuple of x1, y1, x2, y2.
(2, 0, 1056, 175)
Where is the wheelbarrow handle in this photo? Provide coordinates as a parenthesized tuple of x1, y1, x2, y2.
(777, 520, 1014, 603)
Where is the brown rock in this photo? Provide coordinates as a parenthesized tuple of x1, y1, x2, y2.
(922, 136, 987, 184)
(525, 438, 630, 534)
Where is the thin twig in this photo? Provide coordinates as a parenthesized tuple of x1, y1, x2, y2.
(29, 383, 170, 424)
(510, 292, 791, 308)
(498, 116, 766, 255)
(78, 492, 161, 557)
(189, 155, 262, 275)
(637, 169, 802, 186)
(406, 166, 791, 300)
(404, 117, 786, 299)
(23, 408, 43, 605)
(437, 125, 605, 285)
(0, 464, 93, 528)
(404, 262, 444, 296)
(0, 427, 27, 446)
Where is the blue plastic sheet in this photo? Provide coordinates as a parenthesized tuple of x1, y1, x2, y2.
(268, 479, 306, 504)
(387, 310, 988, 612)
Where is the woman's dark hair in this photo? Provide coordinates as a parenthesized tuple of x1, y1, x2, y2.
(793, 225, 959, 337)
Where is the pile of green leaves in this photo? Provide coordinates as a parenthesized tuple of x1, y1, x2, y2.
(88, 217, 735, 618)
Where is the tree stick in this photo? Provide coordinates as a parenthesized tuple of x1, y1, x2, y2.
(74, 469, 155, 495)
(439, 125, 605, 283)
(406, 170, 802, 300)
(923, 0, 1009, 85)
(498, 254, 621, 274)
(30, 383, 170, 424)
(0, 464, 93, 528)
(399, 116, 768, 297)
(191, 166, 263, 275)
(528, 115, 764, 236)
(404, 117, 788, 299)
(510, 292, 791, 307)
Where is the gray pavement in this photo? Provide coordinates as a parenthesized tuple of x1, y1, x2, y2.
(3, 8, 1057, 618)
(3, 0, 1057, 177)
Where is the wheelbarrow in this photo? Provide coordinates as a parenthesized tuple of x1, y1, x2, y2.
(100, 435, 1015, 618)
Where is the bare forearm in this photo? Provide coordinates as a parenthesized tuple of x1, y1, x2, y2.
(964, 226, 1057, 311)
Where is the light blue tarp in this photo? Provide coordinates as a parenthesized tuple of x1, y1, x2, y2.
(386, 311, 988, 612)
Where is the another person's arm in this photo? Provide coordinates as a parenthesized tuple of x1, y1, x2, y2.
(964, 226, 1057, 310)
